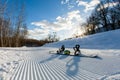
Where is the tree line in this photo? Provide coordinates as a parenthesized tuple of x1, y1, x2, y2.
(24, 32, 59, 47)
(0, 0, 59, 47)
(81, 0, 120, 36)
(0, 0, 27, 47)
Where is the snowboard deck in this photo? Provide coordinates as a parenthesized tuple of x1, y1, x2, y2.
(49, 51, 98, 58)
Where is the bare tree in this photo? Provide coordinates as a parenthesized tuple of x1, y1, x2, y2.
(97, 1, 110, 31)
(0, 0, 27, 47)
(46, 32, 59, 43)
(14, 2, 27, 47)
(0, 0, 8, 47)
(112, 0, 120, 28)
(83, 0, 120, 35)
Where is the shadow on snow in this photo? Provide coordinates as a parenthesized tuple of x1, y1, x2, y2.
(66, 56, 80, 76)
(39, 53, 102, 77)
(39, 54, 60, 63)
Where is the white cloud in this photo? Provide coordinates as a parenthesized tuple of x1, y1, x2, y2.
(27, 28, 49, 40)
(31, 10, 83, 31)
(29, 10, 84, 40)
(75, 0, 119, 12)
(61, 0, 75, 9)
(76, 0, 100, 12)
(76, 0, 88, 6)
(61, 0, 100, 12)
(61, 0, 69, 4)
(97, 2, 119, 11)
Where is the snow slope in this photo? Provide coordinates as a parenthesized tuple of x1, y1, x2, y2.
(44, 29, 120, 49)
(0, 29, 120, 80)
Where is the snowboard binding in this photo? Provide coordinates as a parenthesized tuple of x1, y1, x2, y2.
(57, 45, 65, 54)
(73, 44, 81, 56)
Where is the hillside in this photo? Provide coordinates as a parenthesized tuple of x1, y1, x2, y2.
(44, 29, 120, 49)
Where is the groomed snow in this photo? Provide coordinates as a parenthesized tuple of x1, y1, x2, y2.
(44, 29, 120, 49)
(0, 29, 120, 80)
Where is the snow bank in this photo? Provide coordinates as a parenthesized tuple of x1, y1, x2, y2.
(0, 47, 28, 80)
(44, 29, 120, 49)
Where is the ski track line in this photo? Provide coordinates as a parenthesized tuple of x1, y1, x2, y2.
(10, 62, 23, 80)
(51, 61, 87, 80)
(45, 59, 80, 80)
(35, 60, 43, 80)
(42, 62, 54, 80)
(39, 60, 67, 80)
(37, 61, 45, 79)
(44, 62, 66, 80)
(10, 62, 21, 80)
(30, 60, 34, 80)
(32, 60, 40, 80)
(22, 60, 28, 80)
(11, 61, 25, 80)
(45, 62, 67, 80)
(76, 66, 100, 79)
(65, 57, 102, 79)
(36, 57, 66, 80)
(43, 63, 55, 80)
(41, 63, 53, 80)
(48, 62, 76, 80)
(33, 61, 39, 80)
(40, 63, 49, 80)
(51, 57, 101, 80)
(79, 67, 102, 79)
(16, 61, 26, 80)
(37, 55, 98, 80)
(18, 60, 27, 80)
(43, 62, 63, 80)
(10, 52, 103, 80)
(27, 60, 30, 80)
(51, 58, 89, 80)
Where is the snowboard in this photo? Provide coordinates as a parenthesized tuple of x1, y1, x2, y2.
(70, 54, 98, 58)
(49, 51, 98, 58)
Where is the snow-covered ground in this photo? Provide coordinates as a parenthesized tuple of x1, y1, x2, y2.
(0, 29, 120, 80)
(44, 29, 120, 49)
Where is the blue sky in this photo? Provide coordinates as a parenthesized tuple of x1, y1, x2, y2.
(22, 0, 101, 40)
(25, 0, 68, 28)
